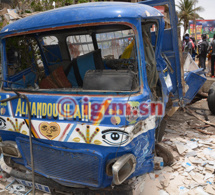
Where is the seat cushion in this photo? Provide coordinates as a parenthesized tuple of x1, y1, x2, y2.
(52, 66, 72, 88)
(66, 49, 104, 87)
(39, 75, 59, 89)
(40, 66, 72, 89)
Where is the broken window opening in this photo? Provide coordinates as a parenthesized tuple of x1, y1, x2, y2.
(4, 24, 139, 93)
(6, 36, 45, 89)
(40, 36, 62, 66)
(142, 22, 161, 98)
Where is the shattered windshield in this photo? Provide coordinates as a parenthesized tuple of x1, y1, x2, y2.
(4, 24, 139, 92)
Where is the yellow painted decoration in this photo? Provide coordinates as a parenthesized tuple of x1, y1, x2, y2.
(1, 108, 6, 115)
(94, 140, 102, 145)
(7, 118, 25, 132)
(73, 137, 80, 142)
(39, 122, 60, 140)
(111, 116, 121, 125)
(21, 130, 27, 135)
(76, 126, 100, 144)
(86, 125, 90, 143)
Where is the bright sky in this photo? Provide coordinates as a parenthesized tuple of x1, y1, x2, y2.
(175, 0, 214, 20)
(174, 0, 214, 36)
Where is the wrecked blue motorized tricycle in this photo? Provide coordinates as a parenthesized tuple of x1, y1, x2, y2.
(0, 0, 206, 194)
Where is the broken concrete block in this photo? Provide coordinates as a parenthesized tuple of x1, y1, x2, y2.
(165, 176, 184, 195)
(183, 179, 191, 186)
(160, 173, 172, 188)
(205, 165, 215, 173)
(182, 162, 192, 168)
(178, 186, 189, 194)
(182, 172, 189, 177)
(205, 184, 215, 194)
(163, 166, 173, 173)
(159, 190, 169, 195)
(207, 161, 215, 166)
(186, 141, 199, 150)
(172, 164, 181, 170)
(174, 142, 188, 155)
(190, 173, 204, 184)
(204, 173, 214, 181)
(185, 151, 197, 157)
(186, 166, 195, 172)
(194, 187, 209, 195)
(188, 157, 203, 164)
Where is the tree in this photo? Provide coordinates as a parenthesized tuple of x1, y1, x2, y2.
(0, 0, 92, 29)
(177, 0, 204, 35)
(10, 0, 91, 13)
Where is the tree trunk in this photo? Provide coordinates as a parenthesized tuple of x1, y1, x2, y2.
(184, 19, 188, 35)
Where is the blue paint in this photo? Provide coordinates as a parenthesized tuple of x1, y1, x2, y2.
(0, 0, 207, 190)
(1, 2, 161, 37)
(186, 162, 191, 166)
(1, 127, 155, 188)
(64, 124, 77, 142)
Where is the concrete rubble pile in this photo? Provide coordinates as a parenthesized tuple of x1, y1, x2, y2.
(131, 99, 215, 195)
(0, 7, 40, 28)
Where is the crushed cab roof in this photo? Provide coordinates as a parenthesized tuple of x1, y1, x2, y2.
(1, 2, 162, 36)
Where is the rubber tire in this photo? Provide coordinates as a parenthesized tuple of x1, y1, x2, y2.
(155, 143, 174, 166)
(207, 82, 215, 115)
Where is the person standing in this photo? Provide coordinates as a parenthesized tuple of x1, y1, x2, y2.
(210, 34, 215, 77)
(182, 33, 193, 56)
(190, 37, 197, 60)
(198, 34, 209, 70)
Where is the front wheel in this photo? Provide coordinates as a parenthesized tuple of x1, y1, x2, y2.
(155, 143, 174, 166)
(207, 82, 215, 115)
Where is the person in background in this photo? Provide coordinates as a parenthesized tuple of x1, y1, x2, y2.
(198, 34, 209, 70)
(182, 33, 194, 56)
(209, 34, 215, 77)
(190, 37, 197, 61)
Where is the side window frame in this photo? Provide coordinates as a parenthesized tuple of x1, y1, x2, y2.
(141, 20, 160, 97)
(39, 35, 62, 68)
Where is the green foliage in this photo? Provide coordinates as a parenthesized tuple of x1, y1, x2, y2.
(177, 0, 204, 34)
(25, 10, 32, 13)
(78, 0, 89, 3)
(33, 2, 44, 11)
(9, 0, 93, 13)
(6, 36, 41, 76)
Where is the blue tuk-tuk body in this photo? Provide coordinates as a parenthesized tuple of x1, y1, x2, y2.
(0, 0, 205, 190)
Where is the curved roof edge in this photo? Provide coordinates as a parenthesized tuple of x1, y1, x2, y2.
(1, 2, 163, 37)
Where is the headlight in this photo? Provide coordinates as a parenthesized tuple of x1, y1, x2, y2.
(0, 141, 22, 158)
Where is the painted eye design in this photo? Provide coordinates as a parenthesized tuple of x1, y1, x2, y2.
(0, 117, 6, 129)
(41, 125, 48, 131)
(101, 129, 129, 146)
